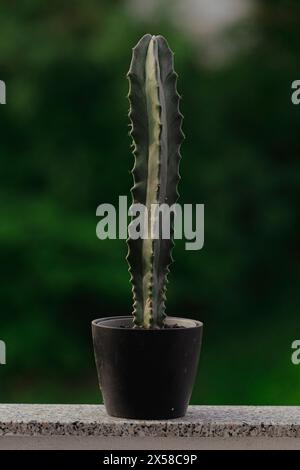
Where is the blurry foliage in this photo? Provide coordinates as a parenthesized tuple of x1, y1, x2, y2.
(1, 0, 300, 403)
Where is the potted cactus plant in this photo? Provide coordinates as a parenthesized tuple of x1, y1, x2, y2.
(92, 34, 203, 420)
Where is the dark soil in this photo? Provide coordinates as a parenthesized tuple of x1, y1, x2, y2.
(119, 323, 184, 329)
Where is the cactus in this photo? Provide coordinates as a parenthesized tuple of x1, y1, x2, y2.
(127, 34, 184, 329)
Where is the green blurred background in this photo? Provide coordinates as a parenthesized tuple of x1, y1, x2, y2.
(1, 0, 300, 404)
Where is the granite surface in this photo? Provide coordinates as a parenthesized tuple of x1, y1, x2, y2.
(0, 405, 300, 438)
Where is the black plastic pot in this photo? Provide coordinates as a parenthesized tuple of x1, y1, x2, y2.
(92, 316, 203, 419)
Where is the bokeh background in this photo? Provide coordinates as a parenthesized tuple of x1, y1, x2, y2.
(1, 0, 300, 404)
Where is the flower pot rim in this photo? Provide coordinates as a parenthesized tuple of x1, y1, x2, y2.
(92, 315, 203, 330)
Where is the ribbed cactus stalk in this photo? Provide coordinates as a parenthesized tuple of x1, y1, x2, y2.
(127, 34, 184, 328)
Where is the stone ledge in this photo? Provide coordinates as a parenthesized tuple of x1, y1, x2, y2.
(0, 405, 300, 438)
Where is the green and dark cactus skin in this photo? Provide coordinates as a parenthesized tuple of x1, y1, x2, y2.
(127, 34, 184, 329)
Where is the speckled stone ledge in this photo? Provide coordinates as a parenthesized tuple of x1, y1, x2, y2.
(0, 405, 300, 438)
